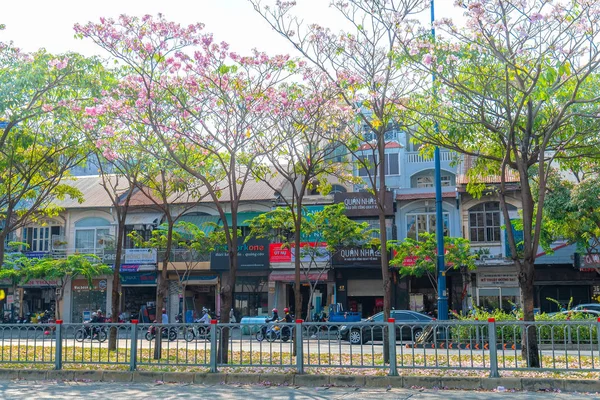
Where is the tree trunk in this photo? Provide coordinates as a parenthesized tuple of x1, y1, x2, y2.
(154, 221, 174, 359)
(293, 204, 303, 356)
(218, 270, 234, 364)
(0, 231, 6, 270)
(519, 259, 540, 367)
(109, 221, 126, 351)
(153, 272, 168, 359)
(378, 131, 391, 364)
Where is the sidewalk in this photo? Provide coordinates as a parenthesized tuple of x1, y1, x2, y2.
(0, 381, 594, 399)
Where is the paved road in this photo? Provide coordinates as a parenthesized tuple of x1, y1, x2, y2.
(0, 382, 595, 399)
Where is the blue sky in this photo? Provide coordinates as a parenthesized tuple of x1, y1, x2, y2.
(2, 0, 463, 56)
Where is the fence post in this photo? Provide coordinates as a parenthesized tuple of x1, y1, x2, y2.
(596, 318, 600, 359)
(388, 318, 397, 376)
(296, 319, 304, 374)
(54, 320, 63, 370)
(487, 318, 500, 378)
(129, 319, 138, 372)
(209, 319, 218, 373)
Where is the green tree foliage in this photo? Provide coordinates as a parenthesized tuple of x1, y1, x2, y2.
(0, 26, 108, 268)
(388, 233, 476, 291)
(247, 203, 374, 320)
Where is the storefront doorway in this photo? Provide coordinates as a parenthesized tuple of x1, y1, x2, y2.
(476, 287, 520, 313)
(71, 279, 108, 322)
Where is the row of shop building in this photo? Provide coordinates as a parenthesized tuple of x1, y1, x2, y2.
(2, 166, 599, 323)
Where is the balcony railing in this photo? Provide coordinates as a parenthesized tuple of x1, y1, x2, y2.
(406, 151, 453, 163)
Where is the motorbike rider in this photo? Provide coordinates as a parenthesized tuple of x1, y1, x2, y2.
(197, 307, 211, 325)
(280, 307, 293, 339)
(265, 308, 279, 323)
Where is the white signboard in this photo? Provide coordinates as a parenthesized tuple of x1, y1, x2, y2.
(477, 272, 518, 287)
(124, 248, 157, 264)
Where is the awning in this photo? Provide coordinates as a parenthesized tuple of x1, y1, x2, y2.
(181, 275, 219, 285)
(269, 271, 330, 282)
(178, 215, 220, 234)
(221, 212, 263, 227)
(125, 213, 163, 227)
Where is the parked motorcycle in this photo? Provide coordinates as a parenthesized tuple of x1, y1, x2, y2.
(145, 323, 177, 341)
(75, 322, 107, 342)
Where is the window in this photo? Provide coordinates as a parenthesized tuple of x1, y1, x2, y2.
(406, 211, 449, 241)
(416, 175, 451, 188)
(23, 226, 61, 252)
(362, 219, 394, 241)
(358, 155, 376, 177)
(358, 154, 398, 176)
(406, 134, 422, 152)
(385, 153, 399, 175)
(469, 202, 501, 242)
(74, 217, 112, 253)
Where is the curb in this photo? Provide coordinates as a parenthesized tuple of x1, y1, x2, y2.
(3, 370, 600, 393)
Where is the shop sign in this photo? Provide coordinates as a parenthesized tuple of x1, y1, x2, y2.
(332, 247, 382, 266)
(24, 251, 50, 259)
(334, 192, 393, 217)
(102, 248, 157, 265)
(581, 253, 600, 269)
(6, 295, 13, 304)
(120, 272, 157, 285)
(269, 242, 329, 263)
(477, 272, 518, 287)
(269, 272, 327, 282)
(211, 238, 269, 270)
(72, 279, 107, 292)
(120, 264, 157, 273)
(21, 279, 59, 287)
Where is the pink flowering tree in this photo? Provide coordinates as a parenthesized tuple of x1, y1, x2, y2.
(405, 0, 600, 366)
(75, 14, 298, 362)
(251, 74, 359, 326)
(0, 25, 105, 269)
(250, 0, 428, 360)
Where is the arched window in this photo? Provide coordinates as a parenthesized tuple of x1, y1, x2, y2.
(468, 202, 501, 242)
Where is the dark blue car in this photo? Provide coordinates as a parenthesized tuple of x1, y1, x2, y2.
(340, 310, 433, 344)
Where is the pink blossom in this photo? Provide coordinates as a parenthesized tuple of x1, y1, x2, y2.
(530, 13, 543, 22)
(422, 54, 434, 66)
(41, 104, 54, 112)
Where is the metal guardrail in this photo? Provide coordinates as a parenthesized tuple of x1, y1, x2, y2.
(0, 318, 599, 377)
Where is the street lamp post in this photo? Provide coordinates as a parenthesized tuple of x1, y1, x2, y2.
(431, 0, 448, 320)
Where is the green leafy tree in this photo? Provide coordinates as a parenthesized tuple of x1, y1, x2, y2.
(0, 254, 111, 320)
(388, 233, 476, 295)
(0, 27, 106, 267)
(247, 203, 373, 321)
(405, 0, 600, 367)
(130, 220, 224, 323)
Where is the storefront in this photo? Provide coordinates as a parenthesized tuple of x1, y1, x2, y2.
(333, 247, 385, 318)
(0, 280, 16, 322)
(475, 269, 520, 313)
(120, 267, 157, 321)
(269, 270, 334, 320)
(177, 274, 219, 321)
(103, 248, 158, 321)
(211, 233, 270, 320)
(71, 278, 108, 322)
(20, 279, 59, 319)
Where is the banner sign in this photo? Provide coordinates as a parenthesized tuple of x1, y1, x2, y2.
(334, 192, 393, 217)
(211, 238, 269, 270)
(102, 248, 157, 265)
(333, 247, 382, 266)
(477, 272, 518, 287)
(120, 272, 157, 285)
(269, 242, 329, 263)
